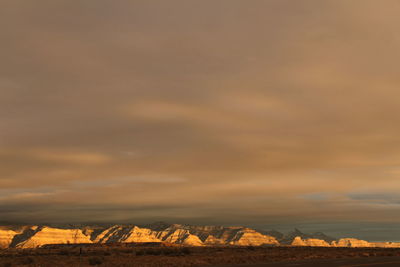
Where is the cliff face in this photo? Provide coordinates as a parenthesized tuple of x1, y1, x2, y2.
(0, 229, 18, 248)
(333, 238, 372, 248)
(15, 227, 92, 248)
(0, 224, 279, 248)
(373, 242, 400, 248)
(306, 239, 330, 247)
(281, 229, 336, 245)
(291, 236, 307, 246)
(94, 226, 160, 243)
(157, 228, 202, 245)
(0, 224, 393, 249)
(179, 234, 204, 246)
(204, 235, 225, 245)
(90, 225, 276, 246)
(291, 236, 330, 247)
(229, 228, 278, 246)
(291, 237, 400, 248)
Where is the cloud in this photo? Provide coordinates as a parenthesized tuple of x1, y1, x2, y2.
(348, 193, 400, 205)
(24, 149, 111, 165)
(1, 0, 400, 239)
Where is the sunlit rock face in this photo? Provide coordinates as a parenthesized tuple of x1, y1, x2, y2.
(156, 228, 190, 243)
(15, 227, 92, 248)
(152, 224, 236, 242)
(89, 224, 277, 246)
(0, 229, 18, 248)
(2, 223, 394, 249)
(292, 236, 376, 248)
(152, 224, 278, 246)
(92, 226, 122, 243)
(94, 226, 161, 243)
(203, 235, 225, 245)
(91, 225, 203, 245)
(332, 238, 372, 247)
(180, 234, 204, 246)
(291, 236, 307, 246)
(281, 229, 336, 245)
(123, 226, 161, 243)
(292, 236, 400, 248)
(158, 229, 200, 245)
(305, 239, 330, 247)
(229, 228, 279, 246)
(291, 236, 330, 247)
(372, 242, 400, 248)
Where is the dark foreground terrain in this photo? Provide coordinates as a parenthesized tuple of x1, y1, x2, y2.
(2, 244, 400, 267)
(213, 256, 400, 267)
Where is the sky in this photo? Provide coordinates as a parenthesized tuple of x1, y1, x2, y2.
(1, 0, 400, 240)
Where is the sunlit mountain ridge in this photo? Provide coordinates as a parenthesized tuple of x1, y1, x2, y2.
(1, 222, 399, 249)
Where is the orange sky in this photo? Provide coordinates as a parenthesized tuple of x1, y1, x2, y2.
(1, 0, 400, 239)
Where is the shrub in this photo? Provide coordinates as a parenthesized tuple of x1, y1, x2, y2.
(88, 256, 103, 265)
(181, 247, 191, 255)
(162, 248, 176, 255)
(135, 250, 145, 256)
(20, 257, 34, 265)
(121, 248, 133, 254)
(146, 248, 162, 255)
(58, 249, 70, 256)
(103, 250, 111, 256)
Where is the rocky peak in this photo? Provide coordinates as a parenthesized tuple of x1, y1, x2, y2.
(333, 238, 371, 247)
(281, 229, 336, 245)
(0, 223, 391, 249)
(15, 226, 92, 248)
(291, 236, 330, 247)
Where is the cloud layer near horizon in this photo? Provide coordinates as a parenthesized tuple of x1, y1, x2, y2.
(2, 1, 400, 237)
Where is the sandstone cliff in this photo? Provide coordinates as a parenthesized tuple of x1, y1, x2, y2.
(291, 237, 400, 248)
(0, 229, 18, 248)
(0, 223, 395, 249)
(372, 242, 400, 248)
(332, 238, 372, 248)
(15, 227, 92, 248)
(0, 224, 279, 248)
(94, 226, 160, 243)
(204, 235, 225, 245)
(229, 228, 278, 246)
(291, 236, 330, 247)
(291, 236, 307, 246)
(281, 228, 336, 245)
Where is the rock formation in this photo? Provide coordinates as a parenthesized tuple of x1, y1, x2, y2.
(0, 229, 18, 248)
(291, 236, 307, 246)
(157, 228, 203, 245)
(180, 234, 204, 246)
(15, 226, 92, 248)
(0, 223, 281, 248)
(291, 236, 330, 247)
(281, 228, 336, 245)
(332, 238, 372, 248)
(228, 228, 278, 246)
(372, 242, 400, 248)
(204, 235, 225, 245)
(94, 226, 160, 243)
(0, 223, 395, 249)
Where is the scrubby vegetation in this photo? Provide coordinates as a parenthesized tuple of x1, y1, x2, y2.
(1, 243, 400, 266)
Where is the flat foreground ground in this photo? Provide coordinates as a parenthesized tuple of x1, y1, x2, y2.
(212, 256, 400, 267)
(2, 244, 400, 267)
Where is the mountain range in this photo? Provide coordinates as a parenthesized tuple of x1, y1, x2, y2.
(0, 222, 399, 249)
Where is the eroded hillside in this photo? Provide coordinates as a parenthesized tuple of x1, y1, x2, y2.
(0, 223, 399, 249)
